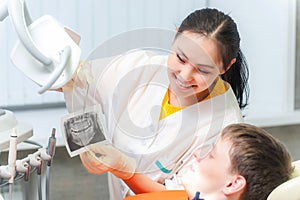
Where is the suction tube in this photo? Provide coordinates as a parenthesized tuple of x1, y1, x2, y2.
(24, 166, 31, 200)
(37, 160, 42, 200)
(46, 128, 56, 200)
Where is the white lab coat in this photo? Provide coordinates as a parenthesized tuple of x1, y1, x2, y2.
(63, 50, 243, 200)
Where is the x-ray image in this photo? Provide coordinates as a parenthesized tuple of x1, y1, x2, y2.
(61, 104, 107, 157)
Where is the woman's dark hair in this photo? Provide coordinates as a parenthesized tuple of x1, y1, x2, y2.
(176, 8, 249, 109)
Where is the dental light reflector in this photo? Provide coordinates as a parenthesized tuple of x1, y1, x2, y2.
(10, 15, 81, 93)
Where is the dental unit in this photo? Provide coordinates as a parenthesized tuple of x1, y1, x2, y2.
(0, 123, 57, 200)
(0, 0, 82, 198)
(0, 94, 57, 200)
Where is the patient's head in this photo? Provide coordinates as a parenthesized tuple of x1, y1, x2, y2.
(181, 123, 293, 200)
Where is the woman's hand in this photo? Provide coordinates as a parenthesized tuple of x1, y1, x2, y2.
(81, 143, 166, 194)
(80, 143, 136, 180)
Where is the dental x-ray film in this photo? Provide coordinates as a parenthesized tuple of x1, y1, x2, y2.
(61, 104, 107, 157)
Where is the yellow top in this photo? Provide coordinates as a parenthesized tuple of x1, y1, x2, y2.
(159, 77, 228, 120)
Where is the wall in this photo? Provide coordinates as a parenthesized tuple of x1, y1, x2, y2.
(0, 0, 206, 107)
(209, 0, 300, 126)
(296, 0, 300, 109)
(1, 0, 299, 127)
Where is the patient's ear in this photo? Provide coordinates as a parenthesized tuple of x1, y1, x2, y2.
(223, 175, 246, 195)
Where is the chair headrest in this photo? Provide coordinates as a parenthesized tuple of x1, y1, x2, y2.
(291, 160, 300, 178)
(267, 160, 300, 200)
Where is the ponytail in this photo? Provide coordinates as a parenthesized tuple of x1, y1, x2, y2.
(221, 49, 249, 109)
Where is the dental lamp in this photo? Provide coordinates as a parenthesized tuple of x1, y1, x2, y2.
(0, 0, 8, 21)
(2, 0, 81, 94)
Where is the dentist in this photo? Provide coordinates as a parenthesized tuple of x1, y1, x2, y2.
(62, 8, 249, 200)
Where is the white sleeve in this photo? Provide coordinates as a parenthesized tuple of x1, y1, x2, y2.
(63, 56, 115, 113)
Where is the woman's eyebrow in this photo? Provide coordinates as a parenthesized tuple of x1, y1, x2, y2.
(196, 63, 215, 69)
(177, 47, 215, 69)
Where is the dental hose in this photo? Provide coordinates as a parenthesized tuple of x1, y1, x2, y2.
(24, 166, 30, 200)
(23, 140, 43, 200)
(46, 128, 56, 200)
(46, 166, 51, 200)
(8, 184, 13, 200)
(37, 161, 42, 200)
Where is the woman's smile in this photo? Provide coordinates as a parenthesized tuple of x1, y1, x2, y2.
(174, 74, 194, 90)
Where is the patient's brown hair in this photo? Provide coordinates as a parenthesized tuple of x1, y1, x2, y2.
(221, 123, 293, 200)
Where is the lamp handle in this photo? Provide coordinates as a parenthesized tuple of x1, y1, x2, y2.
(38, 46, 71, 94)
(0, 0, 8, 21)
(8, 0, 52, 65)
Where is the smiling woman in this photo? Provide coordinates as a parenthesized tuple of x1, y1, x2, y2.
(167, 32, 230, 107)
(0, 1, 297, 200)
(63, 8, 250, 200)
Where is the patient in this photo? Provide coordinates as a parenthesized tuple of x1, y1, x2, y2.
(126, 124, 293, 200)
(123, 123, 293, 200)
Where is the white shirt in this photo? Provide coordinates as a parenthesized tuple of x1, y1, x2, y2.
(64, 50, 243, 200)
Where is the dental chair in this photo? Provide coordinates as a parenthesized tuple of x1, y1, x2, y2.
(267, 160, 300, 200)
